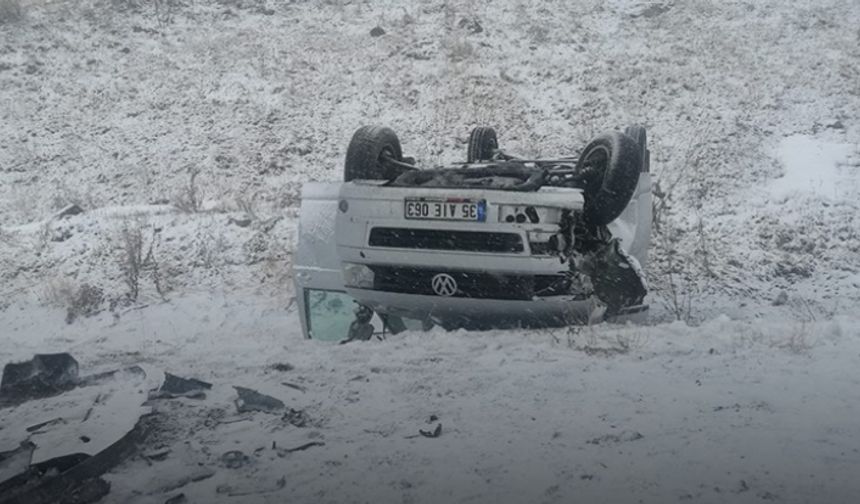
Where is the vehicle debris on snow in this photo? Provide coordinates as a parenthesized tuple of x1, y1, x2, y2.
(149, 372, 213, 400)
(0, 353, 80, 405)
(0, 354, 156, 504)
(233, 386, 285, 414)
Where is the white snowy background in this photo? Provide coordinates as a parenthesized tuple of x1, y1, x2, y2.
(1, 0, 859, 503)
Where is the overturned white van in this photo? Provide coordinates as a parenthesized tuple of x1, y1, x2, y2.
(294, 126, 651, 342)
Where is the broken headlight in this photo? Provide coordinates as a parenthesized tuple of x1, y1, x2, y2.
(528, 230, 570, 256)
(343, 262, 375, 289)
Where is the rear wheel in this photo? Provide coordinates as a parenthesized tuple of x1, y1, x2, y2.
(467, 127, 498, 162)
(578, 131, 642, 227)
(623, 124, 649, 173)
(344, 126, 403, 181)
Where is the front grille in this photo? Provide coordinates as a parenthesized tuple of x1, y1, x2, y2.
(370, 266, 570, 300)
(369, 228, 523, 253)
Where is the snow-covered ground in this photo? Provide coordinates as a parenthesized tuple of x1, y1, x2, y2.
(1, 0, 859, 502)
(4, 294, 860, 504)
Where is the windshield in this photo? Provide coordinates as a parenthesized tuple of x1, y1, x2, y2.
(304, 288, 429, 342)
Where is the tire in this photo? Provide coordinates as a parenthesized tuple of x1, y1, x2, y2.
(577, 131, 642, 226)
(467, 127, 498, 162)
(623, 124, 649, 173)
(344, 126, 403, 181)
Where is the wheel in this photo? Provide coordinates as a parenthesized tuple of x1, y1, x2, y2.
(577, 131, 642, 227)
(344, 126, 403, 181)
(623, 124, 650, 173)
(467, 127, 498, 162)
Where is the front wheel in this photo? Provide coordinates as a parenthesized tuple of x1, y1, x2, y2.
(577, 131, 642, 227)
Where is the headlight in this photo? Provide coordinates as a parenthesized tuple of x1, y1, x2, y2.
(343, 262, 375, 288)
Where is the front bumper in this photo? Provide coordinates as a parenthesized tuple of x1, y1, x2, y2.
(345, 287, 596, 329)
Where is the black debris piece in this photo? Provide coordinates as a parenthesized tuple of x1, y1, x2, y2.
(26, 417, 66, 433)
(56, 204, 84, 219)
(457, 17, 483, 34)
(1, 354, 79, 404)
(0, 452, 90, 498)
(164, 493, 187, 504)
(60, 477, 111, 504)
(772, 290, 789, 306)
(161, 373, 212, 394)
(234, 386, 284, 414)
(282, 408, 310, 428)
(150, 468, 215, 495)
(32, 453, 91, 475)
(148, 389, 206, 400)
(220, 451, 250, 470)
(149, 372, 212, 400)
(281, 382, 307, 393)
(269, 363, 294, 372)
(586, 430, 644, 446)
(276, 442, 325, 457)
(216, 476, 286, 497)
(370, 26, 385, 37)
(228, 216, 252, 228)
(419, 423, 442, 438)
(142, 448, 171, 462)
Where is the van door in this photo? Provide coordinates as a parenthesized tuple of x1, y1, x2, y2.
(293, 182, 352, 341)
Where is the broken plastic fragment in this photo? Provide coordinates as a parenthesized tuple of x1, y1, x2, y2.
(233, 386, 285, 414)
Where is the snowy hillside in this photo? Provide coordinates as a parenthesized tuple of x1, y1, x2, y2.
(1, 0, 859, 503)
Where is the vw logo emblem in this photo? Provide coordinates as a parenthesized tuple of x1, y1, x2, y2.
(431, 273, 458, 297)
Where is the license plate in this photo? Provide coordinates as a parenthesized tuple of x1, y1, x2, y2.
(404, 198, 486, 222)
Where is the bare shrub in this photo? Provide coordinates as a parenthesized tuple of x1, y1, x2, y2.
(119, 222, 168, 301)
(260, 237, 293, 286)
(0, 0, 23, 24)
(65, 284, 105, 324)
(172, 167, 204, 213)
(120, 224, 144, 301)
(772, 323, 814, 355)
(34, 222, 52, 253)
(192, 228, 227, 270)
(651, 122, 714, 232)
(658, 230, 698, 323)
(38, 279, 105, 323)
(235, 191, 259, 220)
